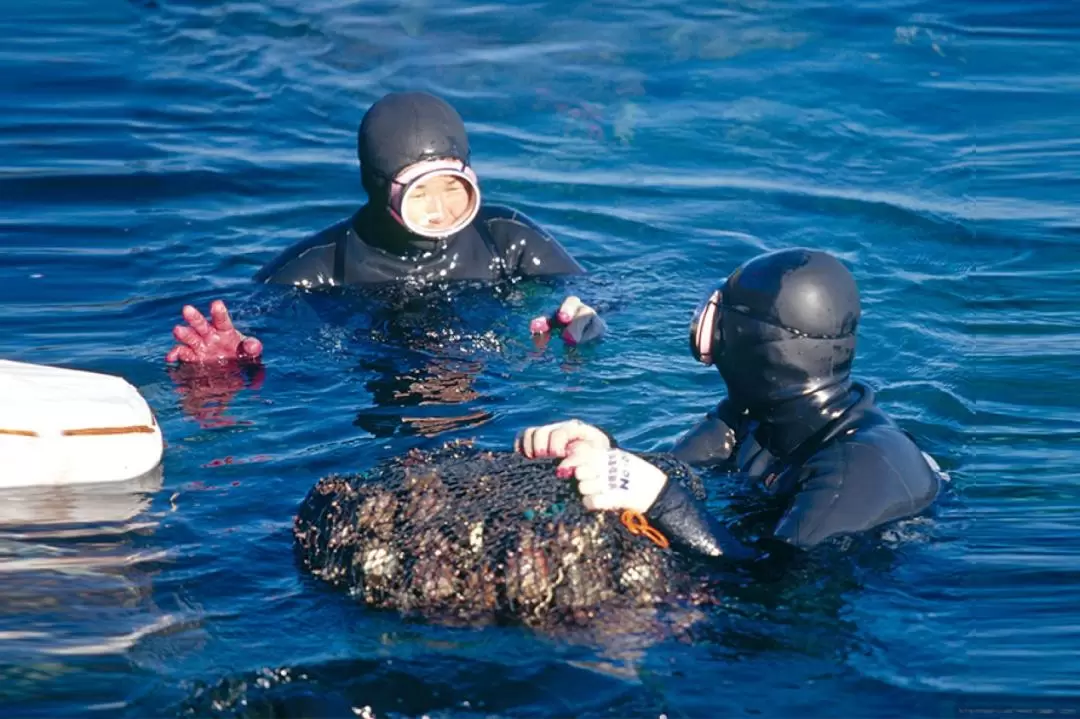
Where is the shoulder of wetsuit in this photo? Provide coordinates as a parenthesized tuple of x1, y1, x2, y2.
(771, 420, 942, 549)
(477, 204, 585, 276)
(477, 203, 551, 237)
(254, 217, 352, 287)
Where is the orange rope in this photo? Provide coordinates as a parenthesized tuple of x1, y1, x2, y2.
(620, 510, 670, 549)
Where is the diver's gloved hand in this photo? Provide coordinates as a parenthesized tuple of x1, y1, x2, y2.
(557, 446, 668, 513)
(166, 300, 263, 364)
(529, 295, 606, 346)
(514, 419, 612, 459)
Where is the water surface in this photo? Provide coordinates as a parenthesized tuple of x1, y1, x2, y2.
(2, 0, 1078, 716)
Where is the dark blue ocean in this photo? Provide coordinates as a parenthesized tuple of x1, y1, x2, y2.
(2, 0, 1078, 716)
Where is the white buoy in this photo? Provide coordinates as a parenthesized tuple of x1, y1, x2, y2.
(0, 360, 165, 488)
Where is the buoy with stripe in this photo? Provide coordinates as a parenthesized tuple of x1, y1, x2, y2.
(0, 360, 164, 487)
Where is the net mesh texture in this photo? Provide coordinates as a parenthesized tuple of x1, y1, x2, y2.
(294, 440, 711, 628)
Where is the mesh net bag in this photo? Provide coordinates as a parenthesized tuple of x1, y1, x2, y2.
(293, 440, 710, 628)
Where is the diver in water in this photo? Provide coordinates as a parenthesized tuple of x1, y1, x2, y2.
(514, 248, 945, 561)
(165, 92, 604, 365)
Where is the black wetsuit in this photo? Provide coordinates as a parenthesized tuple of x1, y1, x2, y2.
(254, 203, 583, 288)
(639, 249, 944, 561)
(253, 91, 584, 288)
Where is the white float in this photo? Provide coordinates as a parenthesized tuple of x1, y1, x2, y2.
(0, 360, 164, 488)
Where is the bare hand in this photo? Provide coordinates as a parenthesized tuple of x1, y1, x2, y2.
(514, 419, 611, 459)
(166, 300, 263, 364)
(529, 296, 606, 346)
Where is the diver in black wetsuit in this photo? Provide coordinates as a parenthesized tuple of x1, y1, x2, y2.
(256, 91, 586, 288)
(164, 91, 603, 367)
(514, 248, 946, 561)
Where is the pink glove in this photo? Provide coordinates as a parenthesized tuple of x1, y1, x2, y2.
(166, 300, 263, 364)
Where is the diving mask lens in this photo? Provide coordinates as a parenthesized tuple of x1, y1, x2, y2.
(395, 164, 481, 239)
(689, 289, 722, 365)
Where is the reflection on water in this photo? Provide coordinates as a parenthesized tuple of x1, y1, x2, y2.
(0, 466, 172, 699)
(300, 282, 516, 440)
(167, 363, 266, 430)
(353, 356, 494, 438)
(0, 467, 163, 530)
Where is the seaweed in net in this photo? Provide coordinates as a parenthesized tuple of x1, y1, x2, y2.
(293, 440, 713, 628)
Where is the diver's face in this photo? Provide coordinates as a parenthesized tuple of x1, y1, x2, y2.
(401, 173, 475, 233)
(388, 158, 482, 238)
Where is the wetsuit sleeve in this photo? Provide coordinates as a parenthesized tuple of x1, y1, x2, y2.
(640, 449, 797, 565)
(481, 205, 586, 278)
(670, 400, 740, 468)
(645, 479, 760, 561)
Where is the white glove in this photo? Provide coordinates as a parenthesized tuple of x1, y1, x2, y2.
(529, 296, 606, 346)
(515, 419, 612, 459)
(557, 447, 668, 513)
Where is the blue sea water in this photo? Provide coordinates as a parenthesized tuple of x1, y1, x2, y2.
(2, 0, 1079, 716)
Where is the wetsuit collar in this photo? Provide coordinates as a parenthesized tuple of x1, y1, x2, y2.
(748, 380, 867, 459)
(353, 204, 456, 258)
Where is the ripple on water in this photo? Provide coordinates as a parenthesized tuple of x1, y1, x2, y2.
(4, 0, 1080, 715)
(0, 469, 208, 715)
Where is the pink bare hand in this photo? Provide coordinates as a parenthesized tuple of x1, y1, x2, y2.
(165, 300, 263, 364)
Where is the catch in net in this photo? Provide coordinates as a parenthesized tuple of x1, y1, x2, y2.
(293, 440, 712, 628)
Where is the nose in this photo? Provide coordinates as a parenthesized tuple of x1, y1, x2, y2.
(424, 193, 446, 218)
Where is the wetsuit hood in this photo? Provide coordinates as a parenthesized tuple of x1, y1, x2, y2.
(714, 248, 861, 456)
(358, 93, 470, 202)
(355, 92, 474, 254)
